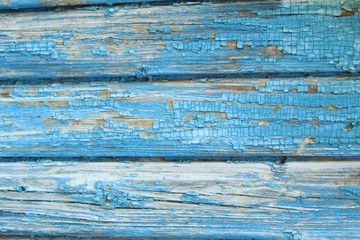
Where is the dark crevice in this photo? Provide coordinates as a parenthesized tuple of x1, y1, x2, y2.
(0, 0, 281, 13)
(1, 190, 358, 202)
(274, 156, 287, 165)
(0, 71, 358, 86)
(0, 156, 358, 162)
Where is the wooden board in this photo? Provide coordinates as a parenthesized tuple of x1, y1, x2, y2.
(0, 0, 359, 80)
(0, 76, 359, 157)
(0, 160, 359, 238)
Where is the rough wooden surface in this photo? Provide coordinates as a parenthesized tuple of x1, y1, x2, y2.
(0, 160, 359, 239)
(0, 76, 359, 157)
(0, 0, 359, 80)
(1, 1, 359, 238)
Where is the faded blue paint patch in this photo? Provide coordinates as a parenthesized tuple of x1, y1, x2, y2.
(93, 181, 154, 209)
(59, 181, 154, 209)
(106, 6, 120, 15)
(92, 45, 110, 57)
(42, 32, 74, 40)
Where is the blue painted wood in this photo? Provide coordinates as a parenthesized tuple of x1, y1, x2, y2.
(0, 77, 358, 157)
(0, 160, 359, 239)
(0, 1, 359, 238)
(0, 0, 359, 81)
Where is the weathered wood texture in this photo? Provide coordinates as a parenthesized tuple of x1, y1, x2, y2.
(1, 1, 359, 238)
(0, 0, 359, 80)
(0, 77, 359, 157)
(0, 160, 359, 238)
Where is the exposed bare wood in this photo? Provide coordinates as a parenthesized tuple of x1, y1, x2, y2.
(0, 160, 359, 238)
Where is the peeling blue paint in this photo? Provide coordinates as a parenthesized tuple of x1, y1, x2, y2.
(92, 45, 110, 56)
(0, 40, 66, 60)
(0, 77, 358, 157)
(0, 1, 359, 80)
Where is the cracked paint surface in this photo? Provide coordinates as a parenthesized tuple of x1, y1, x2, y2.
(0, 1, 359, 238)
(0, 77, 358, 157)
(0, 0, 359, 80)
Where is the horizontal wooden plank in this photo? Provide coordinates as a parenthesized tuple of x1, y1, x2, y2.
(0, 76, 358, 157)
(0, 0, 359, 80)
(0, 160, 359, 238)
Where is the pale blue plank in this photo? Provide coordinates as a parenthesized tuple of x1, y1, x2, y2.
(0, 161, 359, 238)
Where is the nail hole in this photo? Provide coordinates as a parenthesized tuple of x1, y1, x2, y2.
(344, 123, 354, 131)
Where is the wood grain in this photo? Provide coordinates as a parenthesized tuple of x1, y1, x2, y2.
(0, 160, 359, 238)
(0, 0, 359, 80)
(0, 76, 358, 157)
(1, 1, 359, 239)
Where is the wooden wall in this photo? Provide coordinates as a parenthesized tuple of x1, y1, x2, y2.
(0, 0, 359, 238)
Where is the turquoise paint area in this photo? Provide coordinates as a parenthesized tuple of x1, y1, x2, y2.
(0, 1, 359, 80)
(0, 40, 67, 59)
(0, 77, 358, 157)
